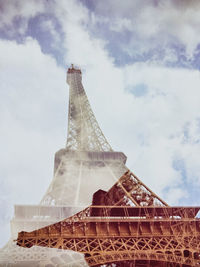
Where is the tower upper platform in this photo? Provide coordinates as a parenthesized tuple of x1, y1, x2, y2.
(67, 64, 82, 74)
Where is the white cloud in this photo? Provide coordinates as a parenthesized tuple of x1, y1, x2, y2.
(0, 0, 46, 35)
(0, 38, 66, 247)
(40, 18, 61, 49)
(2, 0, 200, 60)
(165, 187, 188, 204)
(117, 64, 200, 201)
(92, 0, 200, 59)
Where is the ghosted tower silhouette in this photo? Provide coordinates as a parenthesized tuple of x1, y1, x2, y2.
(0, 65, 128, 266)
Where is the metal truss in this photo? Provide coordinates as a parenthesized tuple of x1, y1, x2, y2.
(100, 170, 168, 207)
(16, 171, 200, 267)
(66, 66, 112, 151)
(17, 204, 200, 267)
(0, 239, 88, 267)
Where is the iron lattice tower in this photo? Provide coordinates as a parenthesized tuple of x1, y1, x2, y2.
(0, 65, 128, 266)
(2, 65, 200, 267)
(16, 67, 200, 266)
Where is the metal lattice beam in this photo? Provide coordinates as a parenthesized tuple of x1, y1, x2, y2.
(66, 66, 112, 152)
(17, 203, 200, 267)
(99, 170, 168, 207)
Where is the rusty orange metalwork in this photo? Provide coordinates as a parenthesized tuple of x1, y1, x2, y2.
(16, 171, 200, 267)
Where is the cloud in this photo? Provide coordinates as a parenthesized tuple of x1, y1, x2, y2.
(2, 0, 200, 65)
(0, 37, 66, 247)
(0, 0, 46, 36)
(39, 18, 62, 49)
(88, 0, 200, 61)
(117, 64, 200, 200)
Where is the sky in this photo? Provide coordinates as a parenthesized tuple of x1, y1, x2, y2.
(1, 0, 200, 248)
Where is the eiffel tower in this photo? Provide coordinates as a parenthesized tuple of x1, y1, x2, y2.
(16, 67, 200, 267)
(3, 65, 200, 267)
(0, 65, 129, 266)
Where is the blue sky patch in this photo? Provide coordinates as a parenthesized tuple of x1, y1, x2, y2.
(128, 83, 148, 97)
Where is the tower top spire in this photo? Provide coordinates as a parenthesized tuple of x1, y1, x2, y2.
(67, 64, 81, 75)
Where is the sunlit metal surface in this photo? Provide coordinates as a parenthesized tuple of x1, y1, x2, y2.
(17, 171, 200, 267)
